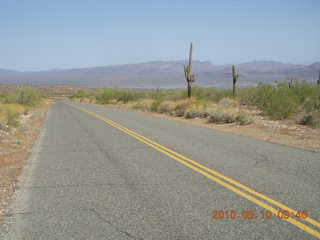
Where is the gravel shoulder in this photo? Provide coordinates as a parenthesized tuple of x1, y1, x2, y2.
(0, 100, 52, 222)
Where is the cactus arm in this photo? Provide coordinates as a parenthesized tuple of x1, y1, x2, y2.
(184, 65, 188, 79)
(189, 43, 193, 77)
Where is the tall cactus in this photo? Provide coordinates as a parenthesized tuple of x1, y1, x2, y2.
(288, 77, 293, 88)
(19, 90, 24, 104)
(318, 70, 320, 86)
(232, 65, 239, 97)
(184, 43, 195, 98)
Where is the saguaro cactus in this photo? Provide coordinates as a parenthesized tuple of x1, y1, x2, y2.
(288, 77, 293, 88)
(184, 43, 195, 98)
(318, 70, 320, 86)
(232, 65, 239, 97)
(19, 90, 24, 104)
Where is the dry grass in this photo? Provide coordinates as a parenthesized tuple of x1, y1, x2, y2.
(171, 98, 196, 117)
(207, 107, 254, 125)
(158, 100, 176, 114)
(0, 99, 52, 221)
(218, 98, 239, 108)
(184, 105, 212, 119)
(182, 99, 253, 126)
(0, 103, 30, 128)
(132, 99, 154, 111)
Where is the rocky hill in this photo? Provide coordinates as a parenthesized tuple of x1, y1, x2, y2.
(0, 60, 319, 88)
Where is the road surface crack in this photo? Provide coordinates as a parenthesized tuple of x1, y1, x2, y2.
(89, 208, 143, 240)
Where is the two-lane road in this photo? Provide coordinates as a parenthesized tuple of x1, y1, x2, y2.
(1, 100, 319, 239)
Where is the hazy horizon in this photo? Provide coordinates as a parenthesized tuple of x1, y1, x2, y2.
(1, 59, 318, 73)
(1, 0, 319, 71)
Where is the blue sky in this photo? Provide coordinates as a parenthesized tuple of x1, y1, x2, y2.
(0, 0, 319, 71)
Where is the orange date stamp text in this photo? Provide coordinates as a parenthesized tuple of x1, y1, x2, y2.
(211, 210, 308, 220)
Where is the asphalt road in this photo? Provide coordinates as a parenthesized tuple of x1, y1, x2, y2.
(1, 100, 319, 239)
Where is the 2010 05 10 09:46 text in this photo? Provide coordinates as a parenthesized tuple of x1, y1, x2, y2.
(211, 210, 308, 220)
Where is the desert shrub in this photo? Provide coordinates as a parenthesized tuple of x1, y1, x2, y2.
(150, 98, 164, 112)
(69, 90, 96, 102)
(297, 111, 320, 128)
(172, 98, 195, 116)
(288, 81, 320, 112)
(208, 108, 253, 125)
(6, 111, 20, 127)
(184, 108, 210, 119)
(132, 99, 153, 111)
(184, 104, 211, 119)
(219, 98, 239, 108)
(235, 111, 254, 125)
(158, 100, 176, 114)
(4, 88, 41, 106)
(95, 88, 115, 104)
(239, 81, 320, 120)
(93, 88, 137, 104)
(239, 83, 297, 119)
(116, 91, 135, 103)
(0, 103, 27, 128)
(208, 108, 237, 123)
(70, 90, 89, 99)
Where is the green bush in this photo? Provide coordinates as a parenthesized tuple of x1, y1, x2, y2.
(117, 91, 135, 103)
(94, 88, 137, 104)
(70, 90, 89, 99)
(238, 81, 319, 120)
(95, 88, 113, 104)
(235, 111, 254, 125)
(4, 88, 41, 106)
(6, 110, 20, 127)
(150, 98, 163, 112)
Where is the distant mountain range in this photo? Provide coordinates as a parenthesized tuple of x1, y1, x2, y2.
(0, 60, 319, 88)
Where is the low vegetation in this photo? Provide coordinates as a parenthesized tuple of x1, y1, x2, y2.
(0, 88, 43, 129)
(0, 84, 98, 97)
(239, 79, 320, 127)
(0, 89, 50, 219)
(70, 79, 320, 128)
(0, 104, 28, 128)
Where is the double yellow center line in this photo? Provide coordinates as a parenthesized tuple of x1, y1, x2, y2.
(64, 101, 320, 238)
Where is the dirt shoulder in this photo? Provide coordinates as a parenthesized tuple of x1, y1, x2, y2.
(0, 99, 52, 221)
(101, 102, 320, 153)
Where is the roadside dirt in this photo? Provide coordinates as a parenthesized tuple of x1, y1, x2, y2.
(105, 103, 320, 153)
(0, 100, 52, 221)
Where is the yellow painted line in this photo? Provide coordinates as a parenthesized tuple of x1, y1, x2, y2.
(64, 101, 320, 238)
(65, 101, 320, 229)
